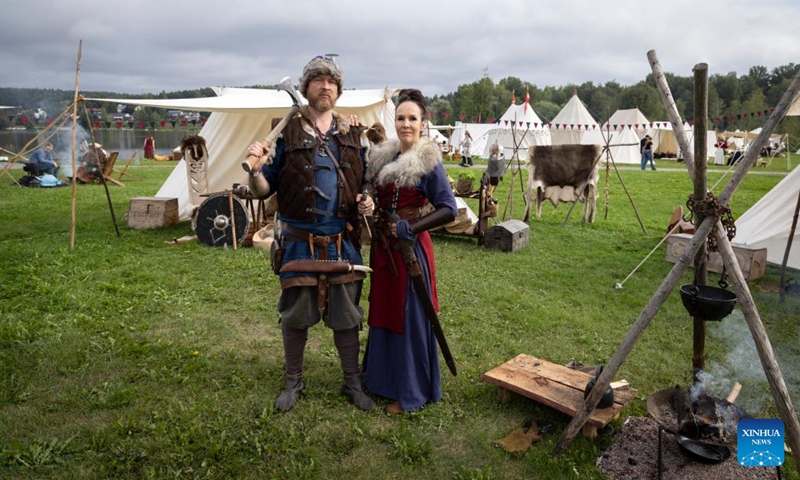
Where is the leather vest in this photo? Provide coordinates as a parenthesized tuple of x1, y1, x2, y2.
(276, 116, 364, 223)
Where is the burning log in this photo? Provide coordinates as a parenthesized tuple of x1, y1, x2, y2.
(672, 385, 750, 444)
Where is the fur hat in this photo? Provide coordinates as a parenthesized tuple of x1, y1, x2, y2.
(299, 56, 344, 97)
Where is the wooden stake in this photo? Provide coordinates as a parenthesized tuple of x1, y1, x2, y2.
(70, 40, 82, 250)
(779, 190, 800, 302)
(726, 382, 742, 403)
(692, 63, 709, 379)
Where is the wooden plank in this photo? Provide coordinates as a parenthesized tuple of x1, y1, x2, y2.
(483, 354, 637, 428)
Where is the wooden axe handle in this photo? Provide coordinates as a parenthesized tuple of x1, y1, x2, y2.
(241, 104, 301, 172)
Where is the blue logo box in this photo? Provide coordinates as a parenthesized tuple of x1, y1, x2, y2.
(737, 418, 784, 467)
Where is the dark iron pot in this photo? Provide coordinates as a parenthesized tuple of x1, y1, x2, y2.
(679, 284, 737, 321)
(583, 365, 614, 408)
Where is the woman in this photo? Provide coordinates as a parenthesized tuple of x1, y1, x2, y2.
(143, 135, 156, 159)
(486, 142, 506, 197)
(460, 131, 473, 167)
(714, 137, 727, 166)
(363, 89, 457, 414)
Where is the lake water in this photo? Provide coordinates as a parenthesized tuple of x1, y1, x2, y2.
(0, 128, 198, 172)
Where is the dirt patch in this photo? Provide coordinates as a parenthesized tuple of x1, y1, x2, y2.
(596, 416, 781, 479)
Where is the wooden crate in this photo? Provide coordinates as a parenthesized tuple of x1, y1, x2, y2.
(483, 354, 637, 439)
(485, 219, 529, 253)
(127, 197, 179, 229)
(665, 233, 767, 281)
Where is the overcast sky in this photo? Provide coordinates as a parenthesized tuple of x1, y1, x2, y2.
(2, 0, 799, 98)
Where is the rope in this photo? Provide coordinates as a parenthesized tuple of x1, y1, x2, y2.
(614, 222, 682, 289)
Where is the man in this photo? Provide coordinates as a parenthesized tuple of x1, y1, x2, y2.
(26, 142, 59, 176)
(246, 56, 376, 412)
(640, 134, 655, 171)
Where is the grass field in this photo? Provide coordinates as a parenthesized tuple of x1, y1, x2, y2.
(1, 156, 799, 479)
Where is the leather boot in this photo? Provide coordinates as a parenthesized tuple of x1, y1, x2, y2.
(275, 376, 304, 412)
(341, 375, 376, 411)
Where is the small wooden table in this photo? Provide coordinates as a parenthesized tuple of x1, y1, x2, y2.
(483, 354, 638, 439)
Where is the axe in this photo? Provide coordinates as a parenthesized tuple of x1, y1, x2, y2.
(241, 76, 304, 173)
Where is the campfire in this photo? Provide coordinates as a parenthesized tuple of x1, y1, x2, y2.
(648, 384, 750, 446)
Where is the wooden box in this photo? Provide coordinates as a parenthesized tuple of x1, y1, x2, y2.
(485, 219, 530, 253)
(127, 197, 179, 229)
(665, 233, 767, 281)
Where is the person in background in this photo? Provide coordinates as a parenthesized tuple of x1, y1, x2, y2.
(363, 89, 458, 414)
(246, 55, 376, 413)
(460, 131, 473, 167)
(143, 135, 156, 159)
(25, 142, 58, 176)
(640, 134, 655, 171)
(714, 137, 728, 166)
(486, 142, 506, 197)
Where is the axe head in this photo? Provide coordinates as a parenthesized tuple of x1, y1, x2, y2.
(277, 76, 304, 107)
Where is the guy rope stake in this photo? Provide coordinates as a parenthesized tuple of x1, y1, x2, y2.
(241, 77, 305, 173)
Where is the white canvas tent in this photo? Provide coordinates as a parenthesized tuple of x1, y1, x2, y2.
(734, 165, 800, 270)
(646, 121, 717, 159)
(90, 86, 396, 220)
(604, 109, 651, 139)
(549, 93, 599, 145)
(581, 127, 642, 164)
(483, 102, 551, 159)
(449, 122, 496, 158)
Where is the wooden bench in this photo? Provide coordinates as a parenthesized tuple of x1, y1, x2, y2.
(483, 354, 638, 439)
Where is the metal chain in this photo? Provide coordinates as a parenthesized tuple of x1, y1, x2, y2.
(685, 192, 736, 252)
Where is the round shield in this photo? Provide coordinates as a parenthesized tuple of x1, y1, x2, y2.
(193, 193, 250, 247)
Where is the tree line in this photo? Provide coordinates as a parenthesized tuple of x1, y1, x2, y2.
(2, 63, 799, 147)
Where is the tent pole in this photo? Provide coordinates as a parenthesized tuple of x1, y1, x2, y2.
(70, 40, 82, 250)
(779, 189, 800, 302)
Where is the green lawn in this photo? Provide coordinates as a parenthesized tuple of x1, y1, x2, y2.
(1, 157, 798, 479)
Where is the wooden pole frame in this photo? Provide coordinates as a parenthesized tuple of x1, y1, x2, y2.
(70, 40, 82, 250)
(553, 50, 800, 474)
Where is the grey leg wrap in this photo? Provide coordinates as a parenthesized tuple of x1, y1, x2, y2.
(275, 325, 307, 412)
(334, 328, 376, 411)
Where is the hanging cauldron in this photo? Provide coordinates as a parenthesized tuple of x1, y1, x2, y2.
(679, 284, 737, 321)
(680, 258, 738, 321)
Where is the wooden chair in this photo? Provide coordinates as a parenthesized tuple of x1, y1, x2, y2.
(101, 151, 125, 187)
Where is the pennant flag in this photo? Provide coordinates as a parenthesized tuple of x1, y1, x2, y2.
(487, 117, 494, 124)
(159, 120, 166, 128)
(116, 121, 123, 129)
(569, 124, 574, 130)
(743, 113, 749, 119)
(149, 121, 156, 129)
(577, 124, 582, 130)
(94, 121, 101, 129)
(688, 119, 694, 126)
(137, 121, 145, 129)
(534, 122, 538, 128)
(170, 120, 177, 128)
(613, 124, 618, 130)
(518, 121, 523, 127)
(592, 125, 596, 130)
(634, 124, 639, 130)
(21, 116, 28, 125)
(181, 119, 188, 126)
(554, 124, 559, 129)
(459, 113, 465, 121)
(472, 115, 479, 122)
(730, 115, 736, 121)
(444, 112, 450, 119)
(524, 88, 530, 114)
(715, 117, 721, 124)
(191, 120, 197, 127)
(526, 121, 531, 128)
(650, 123, 654, 128)
(105, 121, 112, 129)
(200, 117, 207, 125)
(511, 91, 516, 105)
(128, 121, 135, 129)
(430, 110, 435, 117)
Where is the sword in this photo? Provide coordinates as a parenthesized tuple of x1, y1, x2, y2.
(391, 217, 457, 376)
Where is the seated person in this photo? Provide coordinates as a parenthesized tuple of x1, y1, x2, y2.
(25, 142, 59, 176)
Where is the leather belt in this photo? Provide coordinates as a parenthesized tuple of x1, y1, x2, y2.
(280, 223, 344, 313)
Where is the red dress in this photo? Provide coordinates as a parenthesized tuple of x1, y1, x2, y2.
(143, 136, 155, 159)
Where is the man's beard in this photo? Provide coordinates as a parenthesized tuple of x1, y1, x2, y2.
(310, 95, 335, 112)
